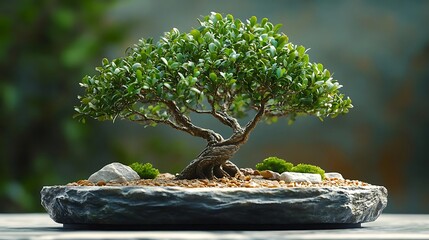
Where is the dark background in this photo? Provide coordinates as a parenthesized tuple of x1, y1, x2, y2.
(1, 0, 428, 213)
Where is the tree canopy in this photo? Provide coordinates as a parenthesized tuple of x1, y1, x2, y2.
(75, 12, 352, 144)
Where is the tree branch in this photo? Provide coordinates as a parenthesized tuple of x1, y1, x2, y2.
(206, 97, 243, 132)
(216, 111, 243, 132)
(241, 102, 265, 141)
(164, 100, 223, 143)
(128, 109, 188, 132)
(135, 95, 223, 142)
(188, 108, 212, 114)
(220, 102, 266, 145)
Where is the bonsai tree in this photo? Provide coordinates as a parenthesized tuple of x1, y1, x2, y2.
(75, 12, 352, 180)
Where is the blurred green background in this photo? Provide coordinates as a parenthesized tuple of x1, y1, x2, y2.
(1, 0, 428, 213)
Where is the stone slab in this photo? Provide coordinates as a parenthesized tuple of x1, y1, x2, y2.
(41, 185, 387, 227)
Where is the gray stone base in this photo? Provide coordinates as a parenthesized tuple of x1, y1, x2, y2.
(63, 223, 362, 230)
(41, 185, 387, 228)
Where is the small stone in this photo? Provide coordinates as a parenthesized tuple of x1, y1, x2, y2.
(88, 162, 140, 183)
(76, 180, 93, 186)
(240, 181, 259, 188)
(240, 168, 254, 176)
(96, 181, 106, 186)
(279, 172, 322, 183)
(325, 172, 344, 180)
(259, 170, 280, 180)
(156, 173, 175, 180)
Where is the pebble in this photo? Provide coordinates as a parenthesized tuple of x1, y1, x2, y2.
(240, 181, 259, 188)
(280, 172, 322, 183)
(259, 170, 280, 180)
(156, 173, 176, 180)
(96, 181, 106, 186)
(88, 162, 140, 183)
(240, 168, 260, 176)
(325, 172, 344, 180)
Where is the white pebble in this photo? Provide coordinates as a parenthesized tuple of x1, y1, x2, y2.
(325, 172, 344, 180)
(279, 172, 322, 183)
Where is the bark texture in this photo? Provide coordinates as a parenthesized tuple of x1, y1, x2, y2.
(176, 104, 266, 179)
(176, 144, 240, 179)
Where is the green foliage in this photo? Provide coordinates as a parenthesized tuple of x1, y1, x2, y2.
(75, 12, 352, 125)
(255, 157, 326, 179)
(255, 157, 293, 173)
(291, 163, 325, 179)
(129, 162, 160, 179)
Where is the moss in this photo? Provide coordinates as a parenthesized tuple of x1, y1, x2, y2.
(256, 157, 326, 179)
(129, 162, 160, 179)
(291, 163, 325, 179)
(255, 157, 293, 173)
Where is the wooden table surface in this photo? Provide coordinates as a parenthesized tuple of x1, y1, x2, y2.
(1, 213, 428, 239)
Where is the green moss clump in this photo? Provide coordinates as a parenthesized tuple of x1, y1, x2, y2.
(291, 163, 325, 179)
(255, 157, 326, 179)
(255, 157, 293, 173)
(129, 162, 159, 179)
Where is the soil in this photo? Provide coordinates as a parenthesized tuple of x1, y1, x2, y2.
(68, 172, 370, 188)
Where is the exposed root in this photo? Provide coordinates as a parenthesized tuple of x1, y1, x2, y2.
(177, 145, 241, 180)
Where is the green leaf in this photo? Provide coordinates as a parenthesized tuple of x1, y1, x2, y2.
(302, 54, 309, 63)
(81, 97, 91, 104)
(178, 72, 185, 79)
(161, 57, 168, 66)
(132, 63, 141, 70)
(288, 50, 296, 63)
(190, 87, 201, 94)
(190, 29, 200, 39)
(209, 72, 217, 81)
(234, 19, 242, 29)
(269, 45, 276, 56)
(215, 13, 223, 21)
(277, 35, 288, 49)
(302, 77, 308, 88)
(243, 33, 254, 42)
(170, 62, 180, 70)
(163, 83, 171, 89)
(249, 16, 257, 26)
(219, 72, 226, 79)
(102, 58, 109, 67)
(297, 45, 305, 57)
(276, 67, 284, 78)
(136, 70, 143, 81)
(208, 42, 216, 52)
(261, 18, 268, 26)
(273, 23, 282, 32)
(127, 84, 135, 94)
(324, 69, 331, 78)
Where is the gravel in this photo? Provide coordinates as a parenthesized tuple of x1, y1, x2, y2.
(68, 172, 370, 188)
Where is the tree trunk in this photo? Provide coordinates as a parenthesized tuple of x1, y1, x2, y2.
(176, 144, 241, 180)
